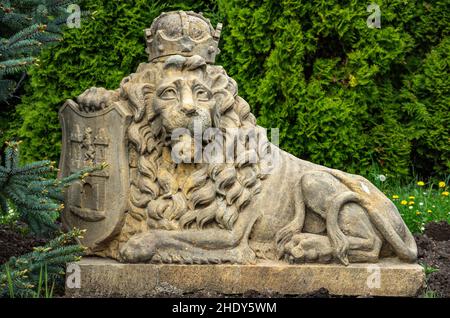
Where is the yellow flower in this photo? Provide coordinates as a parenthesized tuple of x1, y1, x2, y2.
(427, 210, 432, 213)
(408, 196, 415, 200)
(408, 201, 415, 205)
(416, 211, 421, 215)
(439, 181, 446, 188)
(417, 181, 425, 186)
(442, 191, 449, 197)
(349, 74, 358, 87)
(392, 195, 399, 199)
(400, 200, 408, 205)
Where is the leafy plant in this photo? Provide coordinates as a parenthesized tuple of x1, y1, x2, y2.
(382, 176, 450, 233)
(0, 141, 101, 236)
(218, 0, 449, 178)
(0, 228, 85, 298)
(420, 263, 441, 298)
(422, 289, 441, 298)
(0, 0, 84, 102)
(0, 0, 221, 162)
(420, 263, 439, 277)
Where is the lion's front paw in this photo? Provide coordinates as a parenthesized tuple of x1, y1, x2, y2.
(77, 87, 119, 112)
(283, 233, 333, 264)
(119, 232, 158, 263)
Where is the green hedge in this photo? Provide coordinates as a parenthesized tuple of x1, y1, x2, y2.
(218, 0, 449, 178)
(4, 0, 450, 179)
(2, 0, 221, 160)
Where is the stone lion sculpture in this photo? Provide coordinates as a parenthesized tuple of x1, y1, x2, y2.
(60, 11, 417, 266)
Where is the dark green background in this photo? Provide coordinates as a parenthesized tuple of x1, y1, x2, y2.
(2, 0, 449, 179)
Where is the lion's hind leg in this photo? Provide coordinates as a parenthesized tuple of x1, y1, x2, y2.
(283, 226, 382, 264)
(340, 202, 383, 263)
(285, 170, 384, 265)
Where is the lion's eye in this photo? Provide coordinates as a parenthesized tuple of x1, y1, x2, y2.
(196, 89, 209, 101)
(160, 88, 177, 100)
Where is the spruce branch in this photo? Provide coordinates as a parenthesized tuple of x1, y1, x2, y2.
(0, 57, 35, 76)
(0, 228, 86, 298)
(0, 0, 83, 101)
(0, 141, 102, 236)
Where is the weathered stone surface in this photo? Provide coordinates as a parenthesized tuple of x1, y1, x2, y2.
(66, 257, 425, 297)
(59, 10, 419, 268)
(59, 99, 132, 251)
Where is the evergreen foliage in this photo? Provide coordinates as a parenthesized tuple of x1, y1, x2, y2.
(0, 0, 83, 102)
(218, 0, 449, 178)
(3, 0, 449, 179)
(1, 0, 221, 162)
(0, 228, 85, 298)
(0, 141, 101, 236)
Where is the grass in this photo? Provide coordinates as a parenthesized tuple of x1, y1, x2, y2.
(422, 289, 441, 298)
(420, 263, 439, 276)
(35, 264, 55, 298)
(382, 179, 449, 233)
(3, 263, 55, 298)
(420, 263, 440, 298)
(5, 264, 14, 298)
(366, 169, 450, 234)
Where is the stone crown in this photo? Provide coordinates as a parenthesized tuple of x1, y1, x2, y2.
(145, 11, 222, 64)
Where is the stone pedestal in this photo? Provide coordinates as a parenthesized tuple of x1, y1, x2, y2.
(65, 257, 425, 297)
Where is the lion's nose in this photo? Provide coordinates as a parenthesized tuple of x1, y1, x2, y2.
(180, 101, 197, 115)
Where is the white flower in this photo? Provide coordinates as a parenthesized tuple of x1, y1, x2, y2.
(409, 206, 413, 210)
(423, 192, 427, 195)
(378, 175, 386, 182)
(419, 202, 424, 206)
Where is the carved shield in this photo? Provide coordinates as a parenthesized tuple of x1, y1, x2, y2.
(59, 100, 132, 250)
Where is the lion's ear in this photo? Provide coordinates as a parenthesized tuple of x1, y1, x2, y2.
(120, 79, 154, 122)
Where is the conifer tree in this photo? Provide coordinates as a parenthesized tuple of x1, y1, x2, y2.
(0, 228, 86, 297)
(0, 0, 82, 101)
(0, 141, 101, 236)
(0, 141, 101, 297)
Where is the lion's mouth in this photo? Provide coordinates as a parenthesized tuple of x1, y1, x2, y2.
(185, 110, 212, 134)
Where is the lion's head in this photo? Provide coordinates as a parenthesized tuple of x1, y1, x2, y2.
(152, 55, 215, 134)
(119, 55, 272, 232)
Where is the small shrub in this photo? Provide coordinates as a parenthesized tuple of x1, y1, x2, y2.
(0, 141, 101, 236)
(0, 229, 85, 298)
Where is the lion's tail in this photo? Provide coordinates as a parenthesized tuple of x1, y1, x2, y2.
(326, 173, 417, 265)
(362, 204, 417, 262)
(326, 192, 356, 265)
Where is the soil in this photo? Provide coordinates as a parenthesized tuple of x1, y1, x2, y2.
(422, 221, 450, 241)
(1, 221, 449, 297)
(415, 221, 450, 298)
(0, 224, 48, 264)
(151, 287, 337, 298)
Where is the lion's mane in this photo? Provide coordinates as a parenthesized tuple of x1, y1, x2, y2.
(119, 55, 272, 231)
